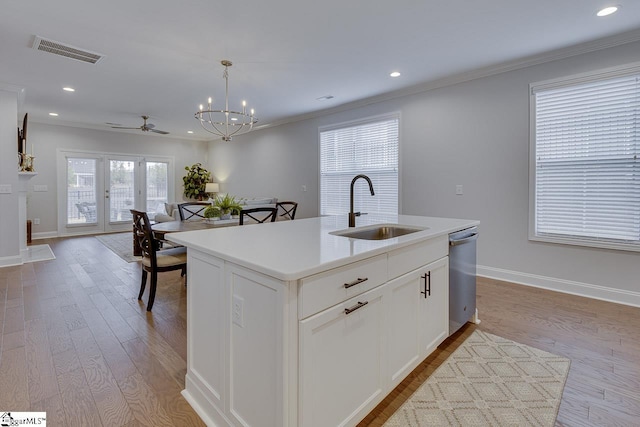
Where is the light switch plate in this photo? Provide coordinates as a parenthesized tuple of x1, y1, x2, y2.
(0, 184, 12, 194)
(456, 185, 463, 195)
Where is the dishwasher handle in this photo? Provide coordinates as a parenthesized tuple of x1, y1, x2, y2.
(449, 232, 478, 247)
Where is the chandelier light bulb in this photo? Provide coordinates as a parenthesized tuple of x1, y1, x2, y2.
(199, 104, 203, 111)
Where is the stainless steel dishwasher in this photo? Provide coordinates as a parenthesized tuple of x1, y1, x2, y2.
(449, 226, 478, 336)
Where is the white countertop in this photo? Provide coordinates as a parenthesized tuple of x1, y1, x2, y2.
(167, 214, 479, 281)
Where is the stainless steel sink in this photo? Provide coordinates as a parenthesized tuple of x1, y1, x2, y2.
(331, 224, 427, 240)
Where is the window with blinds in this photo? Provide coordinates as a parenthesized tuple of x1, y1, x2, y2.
(320, 115, 399, 216)
(531, 70, 640, 250)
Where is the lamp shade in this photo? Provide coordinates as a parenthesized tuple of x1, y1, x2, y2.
(205, 183, 220, 193)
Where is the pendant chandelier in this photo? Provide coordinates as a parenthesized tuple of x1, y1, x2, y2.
(195, 60, 258, 141)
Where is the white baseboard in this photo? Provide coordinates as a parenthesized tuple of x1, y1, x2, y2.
(0, 254, 23, 268)
(32, 231, 59, 240)
(477, 265, 640, 308)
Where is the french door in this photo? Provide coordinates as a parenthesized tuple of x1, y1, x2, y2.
(58, 150, 173, 236)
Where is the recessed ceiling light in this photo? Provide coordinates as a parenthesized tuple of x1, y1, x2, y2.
(597, 6, 618, 16)
(316, 95, 334, 101)
(187, 131, 194, 134)
(390, 71, 401, 78)
(49, 112, 58, 116)
(63, 87, 75, 92)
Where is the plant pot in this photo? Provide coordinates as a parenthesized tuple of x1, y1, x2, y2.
(220, 213, 231, 220)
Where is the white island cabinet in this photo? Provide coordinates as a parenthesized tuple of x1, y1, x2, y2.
(168, 215, 479, 427)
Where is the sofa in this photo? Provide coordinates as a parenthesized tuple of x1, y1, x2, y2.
(153, 196, 278, 222)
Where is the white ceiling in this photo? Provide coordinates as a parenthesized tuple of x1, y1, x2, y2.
(2, 0, 640, 141)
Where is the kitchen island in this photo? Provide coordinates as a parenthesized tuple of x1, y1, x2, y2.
(168, 214, 479, 427)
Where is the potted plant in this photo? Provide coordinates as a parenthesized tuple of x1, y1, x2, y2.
(203, 205, 221, 221)
(213, 194, 242, 220)
(183, 163, 212, 201)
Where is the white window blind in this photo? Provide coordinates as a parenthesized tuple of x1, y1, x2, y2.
(533, 73, 640, 247)
(320, 116, 399, 216)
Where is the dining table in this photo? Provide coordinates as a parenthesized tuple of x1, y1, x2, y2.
(151, 218, 238, 240)
(133, 218, 239, 256)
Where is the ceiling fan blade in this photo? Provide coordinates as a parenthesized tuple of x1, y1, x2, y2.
(110, 116, 167, 134)
(111, 126, 142, 130)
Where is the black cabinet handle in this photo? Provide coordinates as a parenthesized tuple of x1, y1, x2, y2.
(344, 301, 368, 315)
(344, 277, 368, 289)
(420, 272, 431, 298)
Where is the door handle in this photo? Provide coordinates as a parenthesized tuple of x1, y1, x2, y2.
(420, 272, 431, 298)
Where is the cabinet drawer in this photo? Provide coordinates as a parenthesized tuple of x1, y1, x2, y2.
(299, 254, 387, 319)
(387, 236, 448, 280)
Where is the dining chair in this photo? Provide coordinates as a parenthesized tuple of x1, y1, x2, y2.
(239, 207, 277, 225)
(131, 209, 187, 311)
(178, 202, 211, 221)
(276, 201, 298, 220)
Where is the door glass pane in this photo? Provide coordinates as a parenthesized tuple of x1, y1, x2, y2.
(67, 158, 97, 224)
(109, 160, 135, 222)
(146, 161, 169, 216)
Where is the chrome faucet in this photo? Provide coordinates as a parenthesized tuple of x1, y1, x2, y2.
(349, 174, 375, 227)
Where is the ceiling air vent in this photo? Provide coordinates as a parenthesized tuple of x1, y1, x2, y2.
(32, 36, 104, 64)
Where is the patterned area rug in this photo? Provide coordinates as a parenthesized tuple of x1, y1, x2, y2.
(95, 232, 141, 263)
(384, 330, 570, 427)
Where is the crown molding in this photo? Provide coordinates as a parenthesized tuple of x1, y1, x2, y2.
(0, 82, 26, 116)
(263, 28, 640, 131)
(0, 81, 23, 93)
(30, 117, 211, 143)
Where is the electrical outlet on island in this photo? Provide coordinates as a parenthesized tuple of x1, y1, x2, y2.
(232, 294, 244, 327)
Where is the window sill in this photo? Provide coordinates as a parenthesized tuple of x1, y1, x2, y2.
(530, 233, 640, 253)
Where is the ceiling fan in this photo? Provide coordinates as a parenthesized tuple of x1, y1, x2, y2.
(111, 115, 169, 135)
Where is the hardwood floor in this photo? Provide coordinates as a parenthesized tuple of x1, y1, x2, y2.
(1, 235, 639, 426)
(0, 236, 205, 427)
(360, 277, 640, 427)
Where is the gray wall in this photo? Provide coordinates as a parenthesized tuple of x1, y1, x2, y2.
(207, 41, 640, 300)
(207, 120, 319, 220)
(27, 122, 208, 236)
(0, 89, 20, 263)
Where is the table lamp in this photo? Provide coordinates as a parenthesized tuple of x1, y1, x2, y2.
(205, 183, 220, 201)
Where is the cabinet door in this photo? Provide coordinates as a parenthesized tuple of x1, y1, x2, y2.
(386, 269, 422, 389)
(299, 285, 386, 427)
(419, 256, 449, 357)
